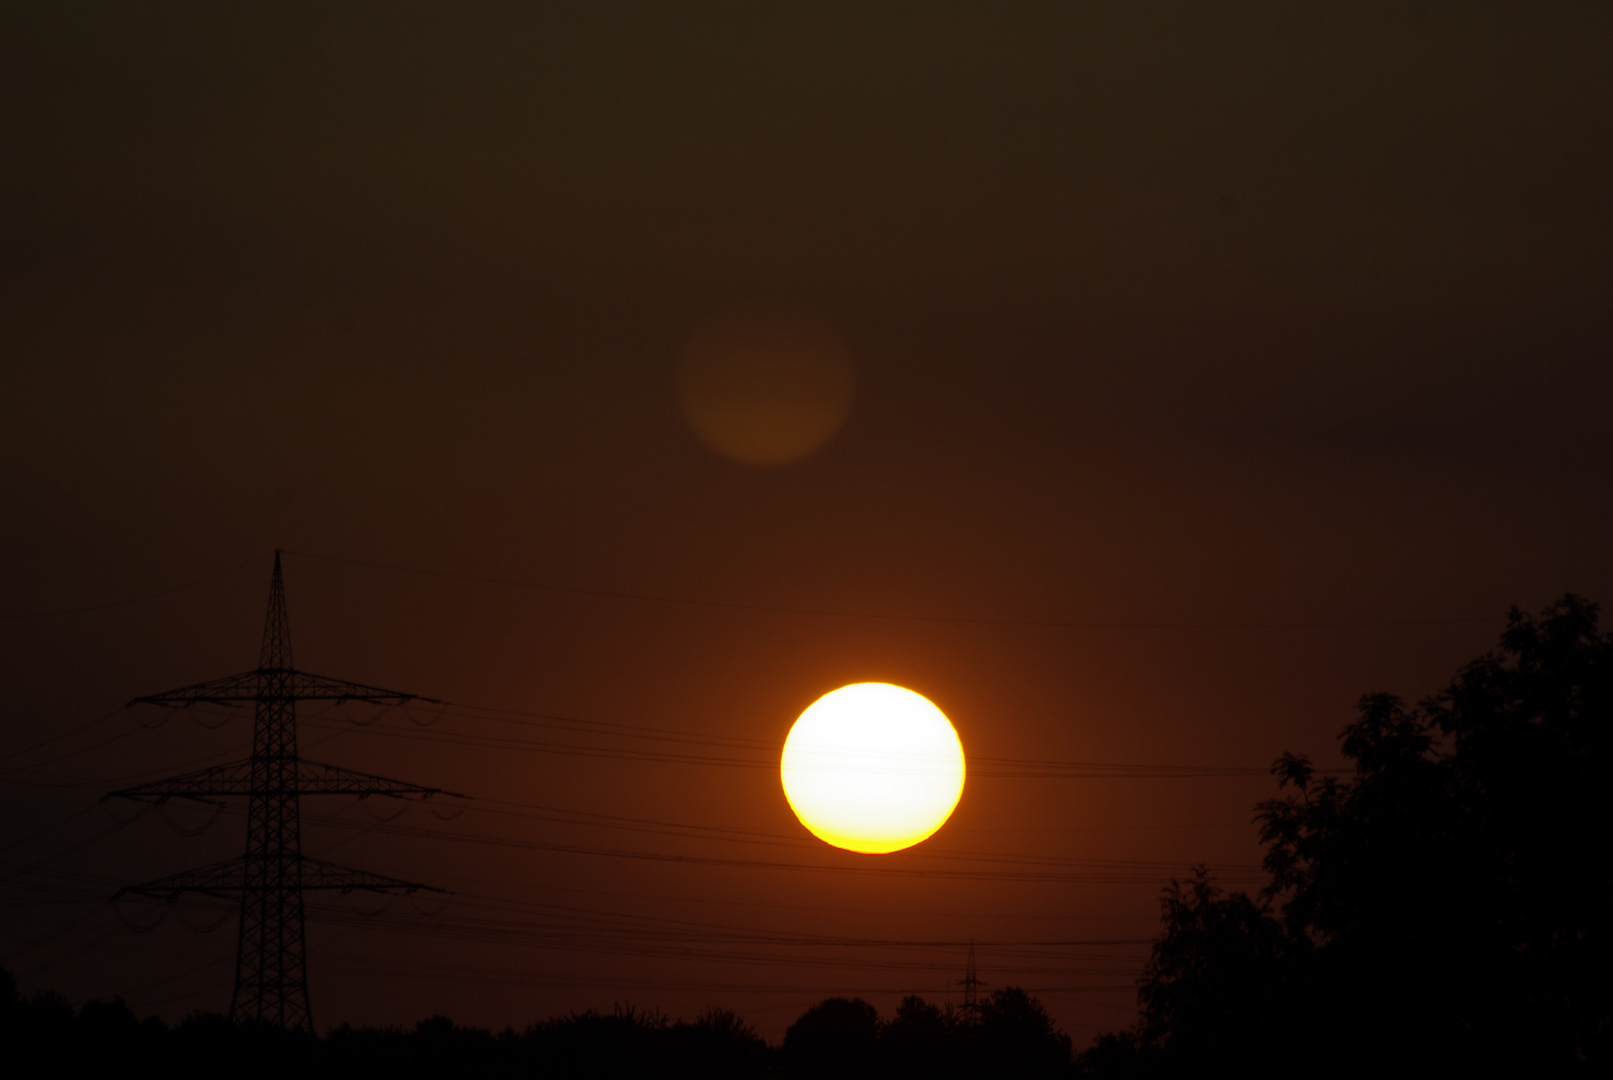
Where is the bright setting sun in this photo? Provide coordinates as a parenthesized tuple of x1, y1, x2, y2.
(780, 683, 966, 854)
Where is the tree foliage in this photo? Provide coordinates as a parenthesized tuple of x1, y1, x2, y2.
(1134, 868, 1296, 1071)
(1080, 595, 1611, 1076)
(783, 989, 1072, 1079)
(1, 974, 1070, 1079)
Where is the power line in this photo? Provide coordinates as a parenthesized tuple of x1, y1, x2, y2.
(4, 549, 1337, 1024)
(315, 948, 1138, 1002)
(0, 725, 351, 789)
(0, 706, 128, 764)
(297, 707, 1305, 782)
(425, 698, 1303, 779)
(415, 869, 1152, 924)
(284, 548, 1499, 631)
(12, 660, 1329, 790)
(0, 722, 144, 779)
(0, 552, 267, 620)
(292, 812, 1264, 886)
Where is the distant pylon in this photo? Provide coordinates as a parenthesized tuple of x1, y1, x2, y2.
(107, 551, 459, 1033)
(959, 939, 986, 1021)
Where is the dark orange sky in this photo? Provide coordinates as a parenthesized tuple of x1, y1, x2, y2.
(2, 3, 1610, 1047)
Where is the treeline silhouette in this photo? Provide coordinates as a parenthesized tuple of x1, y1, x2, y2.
(6, 596, 1604, 1076)
(0, 972, 1067, 1079)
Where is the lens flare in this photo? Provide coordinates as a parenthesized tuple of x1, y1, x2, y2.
(675, 308, 855, 466)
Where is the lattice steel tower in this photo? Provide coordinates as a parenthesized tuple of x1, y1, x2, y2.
(108, 551, 455, 1033)
(959, 940, 986, 1021)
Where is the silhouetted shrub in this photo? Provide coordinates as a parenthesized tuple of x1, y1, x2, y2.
(664, 1007, 770, 1078)
(881, 995, 961, 1080)
(973, 987, 1072, 1078)
(783, 997, 881, 1078)
(1133, 869, 1297, 1073)
(524, 1005, 671, 1079)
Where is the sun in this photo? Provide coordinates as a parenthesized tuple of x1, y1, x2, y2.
(780, 683, 966, 854)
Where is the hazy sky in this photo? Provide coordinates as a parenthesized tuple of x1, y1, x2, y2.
(3, 3, 1610, 1045)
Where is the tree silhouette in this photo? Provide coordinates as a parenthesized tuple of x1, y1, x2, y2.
(1081, 595, 1611, 1076)
(0, 980, 779, 1079)
(1258, 596, 1610, 1070)
(973, 986, 1072, 1078)
(1133, 868, 1295, 1072)
(783, 997, 881, 1078)
(664, 1008, 770, 1079)
(2, 974, 1081, 1078)
(880, 995, 960, 1080)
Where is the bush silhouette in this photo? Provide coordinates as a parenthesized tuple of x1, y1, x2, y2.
(783, 997, 881, 1078)
(881, 995, 960, 1079)
(1133, 869, 1296, 1073)
(664, 1008, 770, 1079)
(974, 987, 1072, 1078)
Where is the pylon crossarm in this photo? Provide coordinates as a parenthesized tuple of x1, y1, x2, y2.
(128, 668, 438, 707)
(288, 670, 438, 703)
(127, 671, 261, 706)
(296, 759, 463, 799)
(300, 857, 443, 895)
(112, 858, 246, 901)
(103, 758, 460, 802)
(112, 856, 442, 901)
(103, 759, 254, 803)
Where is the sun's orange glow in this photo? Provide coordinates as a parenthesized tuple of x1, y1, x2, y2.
(780, 683, 966, 854)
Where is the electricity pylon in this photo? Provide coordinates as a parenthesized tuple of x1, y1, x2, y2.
(107, 551, 457, 1033)
(958, 940, 986, 1022)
